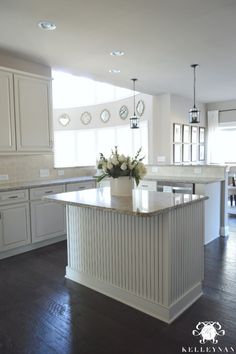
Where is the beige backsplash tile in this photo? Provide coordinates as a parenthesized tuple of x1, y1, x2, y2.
(0, 154, 96, 183)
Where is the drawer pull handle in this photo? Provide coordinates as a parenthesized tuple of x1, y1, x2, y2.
(142, 185, 148, 187)
(45, 191, 53, 194)
(8, 195, 18, 199)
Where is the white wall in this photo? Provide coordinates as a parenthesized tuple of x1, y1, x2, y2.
(0, 49, 51, 77)
(171, 94, 206, 127)
(54, 92, 207, 165)
(150, 94, 206, 164)
(53, 93, 152, 130)
(152, 94, 171, 164)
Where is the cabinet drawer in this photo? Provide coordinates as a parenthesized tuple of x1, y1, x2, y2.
(30, 184, 65, 200)
(0, 189, 29, 205)
(66, 181, 96, 192)
(136, 180, 157, 191)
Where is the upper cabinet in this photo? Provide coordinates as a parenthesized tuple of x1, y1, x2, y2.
(0, 71, 16, 151)
(0, 68, 53, 154)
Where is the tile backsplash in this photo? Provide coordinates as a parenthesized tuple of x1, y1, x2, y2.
(0, 154, 96, 183)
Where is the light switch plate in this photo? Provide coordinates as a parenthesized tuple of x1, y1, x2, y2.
(39, 169, 50, 178)
(57, 169, 65, 176)
(0, 174, 9, 181)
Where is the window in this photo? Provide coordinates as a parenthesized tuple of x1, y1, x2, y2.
(54, 121, 148, 167)
(211, 127, 236, 163)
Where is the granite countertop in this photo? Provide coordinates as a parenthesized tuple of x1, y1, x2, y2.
(0, 176, 96, 192)
(143, 176, 224, 184)
(45, 187, 208, 217)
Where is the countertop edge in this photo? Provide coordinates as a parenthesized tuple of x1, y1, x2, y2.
(45, 192, 208, 217)
(0, 176, 96, 192)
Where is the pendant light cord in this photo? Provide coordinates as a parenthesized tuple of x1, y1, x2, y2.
(191, 64, 199, 109)
(132, 78, 137, 116)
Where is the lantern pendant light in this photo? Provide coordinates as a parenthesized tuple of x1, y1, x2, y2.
(130, 78, 139, 129)
(189, 64, 200, 124)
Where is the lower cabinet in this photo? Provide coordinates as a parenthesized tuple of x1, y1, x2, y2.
(30, 200, 66, 243)
(30, 184, 66, 243)
(0, 202, 30, 251)
(0, 179, 96, 257)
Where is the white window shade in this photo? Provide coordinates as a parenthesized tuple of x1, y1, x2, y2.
(219, 110, 236, 125)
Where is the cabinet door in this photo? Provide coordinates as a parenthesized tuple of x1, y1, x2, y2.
(14, 74, 53, 152)
(31, 200, 66, 243)
(0, 203, 30, 251)
(0, 70, 16, 151)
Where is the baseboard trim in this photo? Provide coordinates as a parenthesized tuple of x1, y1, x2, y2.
(66, 267, 202, 324)
(0, 235, 66, 260)
(220, 226, 229, 237)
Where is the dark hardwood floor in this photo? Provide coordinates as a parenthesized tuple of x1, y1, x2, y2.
(0, 231, 236, 354)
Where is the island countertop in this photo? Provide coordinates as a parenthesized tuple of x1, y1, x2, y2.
(45, 187, 208, 217)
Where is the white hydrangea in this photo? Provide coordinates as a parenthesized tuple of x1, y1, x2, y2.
(120, 162, 127, 171)
(118, 154, 126, 163)
(111, 156, 119, 165)
(136, 162, 147, 177)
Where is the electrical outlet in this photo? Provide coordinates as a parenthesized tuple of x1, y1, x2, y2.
(194, 168, 202, 174)
(39, 169, 50, 178)
(152, 166, 158, 173)
(0, 174, 9, 181)
(57, 169, 65, 176)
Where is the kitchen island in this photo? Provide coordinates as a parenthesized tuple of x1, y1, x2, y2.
(47, 188, 208, 323)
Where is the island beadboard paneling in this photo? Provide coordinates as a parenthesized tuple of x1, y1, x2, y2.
(65, 201, 204, 323)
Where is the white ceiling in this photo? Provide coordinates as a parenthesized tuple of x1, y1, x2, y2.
(0, 0, 236, 103)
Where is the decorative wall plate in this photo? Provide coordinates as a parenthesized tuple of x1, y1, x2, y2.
(100, 109, 110, 123)
(58, 113, 70, 127)
(80, 111, 92, 125)
(119, 105, 129, 120)
(136, 100, 145, 117)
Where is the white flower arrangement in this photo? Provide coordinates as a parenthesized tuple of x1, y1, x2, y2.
(96, 146, 147, 186)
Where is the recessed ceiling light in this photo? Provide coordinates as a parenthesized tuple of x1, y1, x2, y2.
(38, 21, 56, 31)
(109, 69, 121, 74)
(110, 50, 125, 56)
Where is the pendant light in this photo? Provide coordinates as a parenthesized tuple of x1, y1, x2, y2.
(189, 64, 200, 124)
(130, 78, 139, 129)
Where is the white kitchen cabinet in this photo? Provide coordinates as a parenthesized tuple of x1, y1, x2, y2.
(30, 184, 66, 243)
(14, 74, 53, 152)
(0, 203, 30, 251)
(66, 181, 96, 191)
(0, 70, 16, 151)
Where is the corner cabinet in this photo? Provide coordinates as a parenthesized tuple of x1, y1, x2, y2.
(0, 68, 53, 154)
